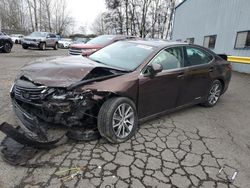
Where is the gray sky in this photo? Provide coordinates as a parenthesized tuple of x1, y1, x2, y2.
(68, 0, 106, 34)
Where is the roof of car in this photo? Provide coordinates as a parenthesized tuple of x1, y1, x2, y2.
(127, 40, 187, 48)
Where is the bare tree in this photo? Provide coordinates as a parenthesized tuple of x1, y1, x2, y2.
(94, 0, 180, 39)
(0, 0, 74, 35)
(91, 13, 106, 35)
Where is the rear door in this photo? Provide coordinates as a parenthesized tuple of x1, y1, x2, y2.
(177, 46, 214, 106)
(46, 34, 55, 47)
(138, 46, 187, 118)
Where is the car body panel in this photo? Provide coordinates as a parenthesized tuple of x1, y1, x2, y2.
(18, 56, 125, 87)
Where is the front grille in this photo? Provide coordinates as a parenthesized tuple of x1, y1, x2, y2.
(14, 85, 45, 101)
(69, 47, 82, 55)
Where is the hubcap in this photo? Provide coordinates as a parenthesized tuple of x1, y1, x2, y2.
(208, 83, 221, 105)
(112, 103, 134, 139)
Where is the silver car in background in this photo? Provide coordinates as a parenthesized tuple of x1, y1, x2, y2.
(22, 32, 59, 50)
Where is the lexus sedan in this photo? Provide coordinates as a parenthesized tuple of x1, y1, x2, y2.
(10, 40, 231, 143)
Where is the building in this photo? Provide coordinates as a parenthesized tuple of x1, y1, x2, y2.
(172, 0, 250, 73)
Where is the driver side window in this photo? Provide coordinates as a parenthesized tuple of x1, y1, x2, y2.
(151, 47, 183, 70)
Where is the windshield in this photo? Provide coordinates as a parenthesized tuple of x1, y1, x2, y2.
(89, 41, 155, 71)
(29, 32, 47, 37)
(87, 35, 115, 45)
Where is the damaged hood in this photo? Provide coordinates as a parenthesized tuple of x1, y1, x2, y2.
(18, 56, 120, 87)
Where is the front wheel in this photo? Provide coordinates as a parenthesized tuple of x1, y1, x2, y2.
(39, 43, 46, 50)
(98, 97, 138, 143)
(202, 80, 222, 107)
(3, 42, 12, 53)
(53, 43, 58, 50)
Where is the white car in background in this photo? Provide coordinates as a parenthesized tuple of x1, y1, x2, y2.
(58, 38, 73, 48)
(10, 34, 24, 44)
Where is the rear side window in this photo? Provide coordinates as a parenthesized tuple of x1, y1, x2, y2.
(49, 34, 56, 38)
(185, 47, 213, 67)
(151, 47, 183, 70)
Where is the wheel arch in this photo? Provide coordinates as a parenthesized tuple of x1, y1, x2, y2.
(93, 91, 137, 114)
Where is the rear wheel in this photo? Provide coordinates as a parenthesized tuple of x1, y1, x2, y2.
(98, 97, 138, 143)
(39, 43, 46, 50)
(202, 80, 222, 107)
(15, 40, 18, 44)
(53, 43, 58, 50)
(3, 42, 12, 53)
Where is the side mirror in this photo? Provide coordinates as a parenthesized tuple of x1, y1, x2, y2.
(147, 63, 163, 76)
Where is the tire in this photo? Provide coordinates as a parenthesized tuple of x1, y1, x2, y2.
(39, 43, 46, 50)
(53, 43, 58, 50)
(3, 42, 12, 53)
(98, 97, 138, 143)
(202, 80, 222, 107)
(15, 40, 18, 44)
(22, 44, 28, 49)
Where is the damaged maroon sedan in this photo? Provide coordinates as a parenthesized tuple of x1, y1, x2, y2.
(4, 41, 231, 146)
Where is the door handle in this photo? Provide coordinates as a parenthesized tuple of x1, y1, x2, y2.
(209, 67, 214, 72)
(177, 73, 185, 79)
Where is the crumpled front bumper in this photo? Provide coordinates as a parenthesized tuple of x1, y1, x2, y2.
(0, 99, 66, 149)
(0, 98, 101, 150)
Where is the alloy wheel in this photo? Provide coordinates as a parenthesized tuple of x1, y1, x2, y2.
(208, 83, 221, 105)
(112, 103, 134, 139)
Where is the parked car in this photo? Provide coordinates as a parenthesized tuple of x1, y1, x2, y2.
(69, 35, 138, 56)
(58, 38, 73, 48)
(10, 40, 231, 144)
(72, 37, 89, 44)
(10, 34, 24, 44)
(0, 32, 13, 53)
(22, 31, 59, 50)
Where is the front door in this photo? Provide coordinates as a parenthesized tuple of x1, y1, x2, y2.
(138, 46, 187, 118)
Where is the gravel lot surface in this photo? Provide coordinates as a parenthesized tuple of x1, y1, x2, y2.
(0, 45, 250, 188)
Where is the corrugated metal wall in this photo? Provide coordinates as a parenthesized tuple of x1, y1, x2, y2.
(172, 0, 250, 73)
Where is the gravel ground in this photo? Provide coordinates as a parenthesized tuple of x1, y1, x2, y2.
(0, 45, 250, 188)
